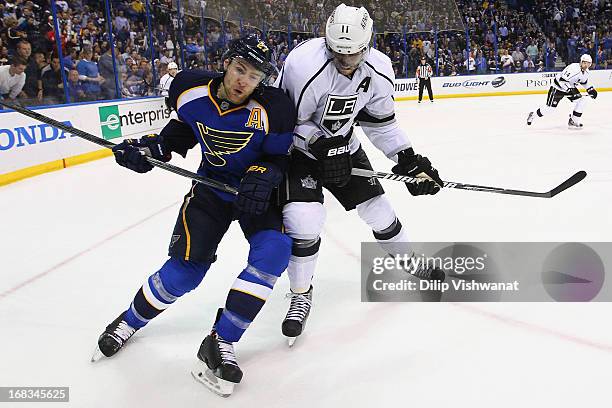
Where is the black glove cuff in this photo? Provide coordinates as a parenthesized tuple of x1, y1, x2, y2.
(396, 148, 416, 164)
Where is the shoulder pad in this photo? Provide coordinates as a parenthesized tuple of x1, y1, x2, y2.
(168, 70, 222, 111)
(253, 86, 297, 134)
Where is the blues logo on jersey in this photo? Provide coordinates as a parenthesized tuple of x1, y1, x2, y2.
(166, 71, 296, 200)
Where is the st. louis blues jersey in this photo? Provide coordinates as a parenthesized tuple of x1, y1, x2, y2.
(163, 70, 295, 200)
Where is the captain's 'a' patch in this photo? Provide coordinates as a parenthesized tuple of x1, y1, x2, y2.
(320, 94, 358, 134)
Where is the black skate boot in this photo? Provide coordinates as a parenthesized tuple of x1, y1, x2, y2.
(398, 256, 446, 282)
(91, 313, 137, 362)
(282, 286, 313, 347)
(192, 309, 243, 397)
(410, 264, 446, 281)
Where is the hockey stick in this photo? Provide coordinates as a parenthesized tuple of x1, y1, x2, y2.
(0, 101, 239, 195)
(350, 168, 587, 198)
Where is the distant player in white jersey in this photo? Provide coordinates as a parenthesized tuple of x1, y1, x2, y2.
(275, 3, 444, 346)
(159, 61, 179, 97)
(160, 62, 179, 119)
(527, 54, 598, 129)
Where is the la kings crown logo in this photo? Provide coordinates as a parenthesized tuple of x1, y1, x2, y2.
(320, 94, 358, 134)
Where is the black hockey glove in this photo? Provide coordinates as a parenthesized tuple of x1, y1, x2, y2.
(112, 134, 171, 173)
(392, 148, 443, 196)
(308, 135, 352, 187)
(235, 162, 283, 215)
(587, 87, 598, 99)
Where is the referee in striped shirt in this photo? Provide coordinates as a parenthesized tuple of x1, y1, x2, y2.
(416, 56, 434, 103)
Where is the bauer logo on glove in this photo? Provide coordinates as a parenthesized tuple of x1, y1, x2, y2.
(327, 145, 350, 156)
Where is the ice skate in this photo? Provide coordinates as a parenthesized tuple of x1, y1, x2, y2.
(192, 330, 243, 397)
(400, 257, 446, 282)
(91, 313, 137, 362)
(527, 111, 534, 125)
(568, 116, 583, 130)
(282, 286, 313, 347)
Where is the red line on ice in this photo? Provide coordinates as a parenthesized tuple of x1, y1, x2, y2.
(0, 201, 179, 301)
(323, 226, 612, 353)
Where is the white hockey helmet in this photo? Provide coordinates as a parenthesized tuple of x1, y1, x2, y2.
(325, 3, 373, 55)
(168, 62, 178, 70)
(580, 54, 592, 64)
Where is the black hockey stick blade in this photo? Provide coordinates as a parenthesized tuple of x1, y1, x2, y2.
(350, 168, 586, 198)
(0, 101, 239, 195)
(546, 170, 587, 198)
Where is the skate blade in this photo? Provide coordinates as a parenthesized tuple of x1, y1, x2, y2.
(568, 126, 583, 130)
(287, 336, 297, 347)
(191, 362, 235, 398)
(91, 345, 105, 362)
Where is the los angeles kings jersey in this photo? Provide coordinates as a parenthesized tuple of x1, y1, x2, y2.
(275, 37, 411, 159)
(552, 63, 593, 93)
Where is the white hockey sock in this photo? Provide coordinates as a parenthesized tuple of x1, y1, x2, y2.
(572, 97, 586, 122)
(287, 238, 320, 293)
(537, 106, 554, 117)
(374, 219, 414, 258)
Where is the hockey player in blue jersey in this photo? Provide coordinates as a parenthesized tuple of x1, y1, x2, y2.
(92, 35, 295, 397)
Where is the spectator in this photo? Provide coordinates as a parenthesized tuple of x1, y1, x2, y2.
(21, 51, 46, 102)
(76, 46, 105, 100)
(499, 24, 509, 41)
(524, 56, 535, 72)
(38, 56, 65, 105)
(511, 46, 525, 64)
(63, 48, 78, 71)
(526, 42, 539, 61)
(500, 49, 514, 73)
(115, 10, 130, 33)
(545, 44, 557, 69)
(66, 69, 86, 102)
(567, 32, 578, 62)
(475, 50, 488, 74)
(14, 40, 37, 103)
(0, 47, 9, 65)
(5, 17, 26, 51)
(0, 57, 27, 100)
(159, 48, 174, 65)
(124, 62, 146, 96)
(98, 47, 121, 100)
(464, 52, 476, 73)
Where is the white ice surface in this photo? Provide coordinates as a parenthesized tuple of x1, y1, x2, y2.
(1, 93, 612, 407)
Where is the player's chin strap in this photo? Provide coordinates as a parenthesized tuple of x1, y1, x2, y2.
(0, 101, 239, 195)
(350, 168, 586, 199)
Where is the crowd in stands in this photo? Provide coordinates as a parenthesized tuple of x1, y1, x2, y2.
(377, 0, 611, 78)
(0, 0, 609, 107)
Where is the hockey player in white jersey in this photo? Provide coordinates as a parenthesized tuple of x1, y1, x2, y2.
(160, 62, 179, 119)
(527, 54, 598, 129)
(159, 61, 179, 97)
(275, 4, 444, 346)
